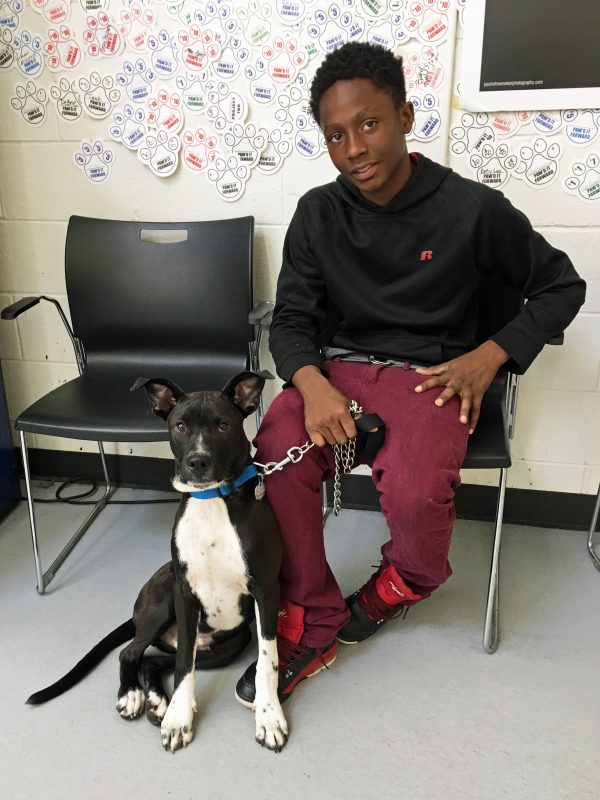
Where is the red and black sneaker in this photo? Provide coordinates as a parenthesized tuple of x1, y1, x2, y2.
(235, 635, 337, 707)
(337, 564, 422, 645)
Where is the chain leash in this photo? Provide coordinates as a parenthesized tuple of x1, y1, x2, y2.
(254, 400, 363, 514)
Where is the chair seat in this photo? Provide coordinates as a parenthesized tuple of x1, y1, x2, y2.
(16, 356, 247, 441)
(462, 374, 511, 469)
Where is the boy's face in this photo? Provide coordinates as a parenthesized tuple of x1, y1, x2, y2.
(319, 78, 414, 206)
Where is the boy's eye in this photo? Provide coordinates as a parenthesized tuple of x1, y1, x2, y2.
(363, 119, 377, 130)
(328, 132, 342, 143)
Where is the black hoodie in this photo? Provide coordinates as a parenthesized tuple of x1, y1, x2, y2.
(270, 154, 586, 383)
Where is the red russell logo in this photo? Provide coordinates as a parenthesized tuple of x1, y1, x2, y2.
(420, 250, 433, 261)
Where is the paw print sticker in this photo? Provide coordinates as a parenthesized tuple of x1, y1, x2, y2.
(403, 0, 450, 44)
(31, 0, 69, 25)
(205, 80, 247, 130)
(147, 89, 184, 134)
(0, 28, 14, 70)
(147, 28, 179, 78)
(178, 24, 219, 72)
(79, 71, 120, 118)
(257, 127, 291, 175)
(409, 93, 441, 141)
(306, 5, 366, 55)
(50, 77, 82, 121)
(223, 123, 267, 169)
(561, 109, 599, 147)
(274, 0, 311, 25)
(11, 80, 47, 125)
(83, 12, 124, 59)
(480, 111, 523, 138)
(117, 58, 157, 103)
(531, 111, 563, 136)
(175, 71, 209, 113)
(80, 0, 108, 11)
(44, 26, 81, 72)
(468, 142, 515, 189)
(244, 60, 277, 105)
(563, 152, 600, 202)
(0, 0, 23, 32)
(451, 112, 495, 157)
(212, 34, 250, 80)
(236, 1, 272, 47)
(14, 29, 44, 77)
(110, 103, 147, 149)
(139, 129, 181, 177)
(514, 138, 562, 187)
(74, 139, 114, 182)
(182, 127, 218, 172)
(262, 36, 307, 86)
(274, 85, 325, 158)
(359, 0, 404, 18)
(403, 45, 444, 93)
(206, 154, 248, 201)
(119, 3, 155, 52)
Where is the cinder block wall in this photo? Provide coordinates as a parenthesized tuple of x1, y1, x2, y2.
(0, 5, 598, 496)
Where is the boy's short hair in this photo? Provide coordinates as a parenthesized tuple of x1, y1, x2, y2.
(309, 42, 406, 126)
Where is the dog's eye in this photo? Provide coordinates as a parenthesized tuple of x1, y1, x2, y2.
(218, 420, 230, 432)
(176, 421, 186, 433)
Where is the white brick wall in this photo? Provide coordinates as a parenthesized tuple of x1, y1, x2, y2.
(0, 8, 597, 495)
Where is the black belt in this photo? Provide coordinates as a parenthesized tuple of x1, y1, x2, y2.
(322, 347, 424, 370)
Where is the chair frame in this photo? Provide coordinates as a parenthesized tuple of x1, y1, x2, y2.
(587, 482, 600, 571)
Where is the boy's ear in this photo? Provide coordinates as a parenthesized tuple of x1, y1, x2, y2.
(130, 377, 184, 420)
(222, 370, 272, 418)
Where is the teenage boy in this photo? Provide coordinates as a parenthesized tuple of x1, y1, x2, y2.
(235, 42, 585, 707)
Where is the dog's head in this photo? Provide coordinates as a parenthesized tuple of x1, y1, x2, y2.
(131, 371, 269, 492)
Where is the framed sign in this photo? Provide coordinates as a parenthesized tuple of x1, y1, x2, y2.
(461, 0, 600, 111)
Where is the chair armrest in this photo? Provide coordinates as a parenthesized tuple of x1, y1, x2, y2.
(1, 296, 43, 320)
(249, 301, 274, 329)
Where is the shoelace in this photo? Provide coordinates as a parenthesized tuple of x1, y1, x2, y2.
(277, 635, 332, 671)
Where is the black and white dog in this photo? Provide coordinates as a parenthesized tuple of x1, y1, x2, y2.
(27, 372, 288, 753)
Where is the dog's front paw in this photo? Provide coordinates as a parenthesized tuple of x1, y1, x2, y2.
(116, 687, 145, 719)
(145, 690, 168, 726)
(255, 702, 288, 753)
(160, 698, 195, 752)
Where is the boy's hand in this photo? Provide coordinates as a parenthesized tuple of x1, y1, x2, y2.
(292, 365, 357, 447)
(414, 341, 510, 434)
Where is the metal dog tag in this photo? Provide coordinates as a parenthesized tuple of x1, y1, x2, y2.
(255, 476, 266, 501)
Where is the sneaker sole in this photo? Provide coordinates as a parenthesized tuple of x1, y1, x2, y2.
(234, 653, 337, 709)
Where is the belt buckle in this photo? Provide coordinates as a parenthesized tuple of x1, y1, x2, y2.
(368, 355, 394, 366)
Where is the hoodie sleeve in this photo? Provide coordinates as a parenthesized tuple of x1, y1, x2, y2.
(269, 200, 330, 383)
(475, 191, 586, 373)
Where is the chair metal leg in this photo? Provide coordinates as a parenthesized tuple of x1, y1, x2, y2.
(322, 481, 331, 522)
(20, 430, 115, 594)
(483, 466, 508, 653)
(587, 483, 600, 571)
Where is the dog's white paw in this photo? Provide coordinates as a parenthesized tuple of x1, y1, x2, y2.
(145, 690, 168, 726)
(116, 688, 145, 719)
(160, 696, 196, 752)
(255, 701, 288, 753)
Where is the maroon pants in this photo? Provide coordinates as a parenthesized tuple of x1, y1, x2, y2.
(255, 360, 470, 648)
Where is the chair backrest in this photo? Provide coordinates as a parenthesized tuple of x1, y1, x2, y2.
(64, 215, 254, 388)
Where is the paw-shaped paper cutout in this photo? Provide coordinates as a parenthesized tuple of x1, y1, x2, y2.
(561, 109, 599, 146)
(212, 35, 250, 80)
(147, 28, 179, 78)
(451, 112, 495, 157)
(14, 29, 44, 77)
(205, 80, 247, 130)
(206, 154, 248, 201)
(244, 58, 278, 105)
(531, 111, 562, 135)
(190, 0, 233, 37)
(0, 0, 23, 32)
(175, 70, 209, 113)
(563, 152, 600, 202)
(79, 72, 120, 118)
(262, 36, 307, 85)
(0, 28, 14, 69)
(468, 141, 515, 189)
(236, 1, 272, 46)
(110, 103, 147, 149)
(360, 0, 404, 18)
(178, 23, 220, 72)
(402, 45, 444, 93)
(182, 127, 217, 172)
(31, 0, 69, 25)
(117, 57, 157, 103)
(409, 92, 441, 141)
(306, 5, 366, 54)
(74, 139, 114, 182)
(403, 0, 450, 44)
(119, 3, 155, 52)
(11, 80, 47, 125)
(84, 13, 125, 58)
(50, 77, 82, 121)
(274, 85, 325, 158)
(366, 19, 395, 49)
(138, 129, 181, 177)
(147, 89, 183, 134)
(274, 0, 311, 25)
(514, 138, 562, 187)
(257, 127, 291, 174)
(44, 26, 81, 72)
(80, 0, 109, 11)
(223, 122, 267, 169)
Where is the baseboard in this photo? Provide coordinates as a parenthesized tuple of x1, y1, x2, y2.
(16, 448, 596, 531)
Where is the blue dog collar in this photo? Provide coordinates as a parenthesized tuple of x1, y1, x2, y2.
(189, 464, 259, 500)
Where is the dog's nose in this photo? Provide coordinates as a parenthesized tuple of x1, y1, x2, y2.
(187, 452, 211, 473)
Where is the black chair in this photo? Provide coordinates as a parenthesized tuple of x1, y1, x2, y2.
(2, 215, 272, 594)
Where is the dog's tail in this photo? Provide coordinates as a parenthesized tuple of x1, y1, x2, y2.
(26, 618, 135, 705)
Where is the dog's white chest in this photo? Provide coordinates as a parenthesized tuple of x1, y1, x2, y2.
(175, 498, 249, 631)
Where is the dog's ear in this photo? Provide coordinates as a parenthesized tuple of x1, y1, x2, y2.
(222, 371, 273, 418)
(131, 377, 184, 419)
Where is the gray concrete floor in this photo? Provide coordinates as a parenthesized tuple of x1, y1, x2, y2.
(1, 483, 599, 800)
